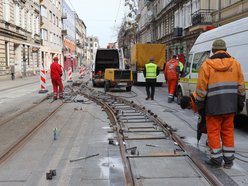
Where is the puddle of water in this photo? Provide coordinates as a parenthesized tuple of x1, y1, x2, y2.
(98, 157, 124, 178)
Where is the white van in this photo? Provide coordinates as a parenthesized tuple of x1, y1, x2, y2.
(91, 48, 125, 87)
(177, 17, 248, 116)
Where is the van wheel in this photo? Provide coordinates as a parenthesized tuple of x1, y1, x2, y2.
(177, 87, 183, 105)
(92, 81, 96, 87)
(126, 86, 132, 92)
(104, 81, 110, 92)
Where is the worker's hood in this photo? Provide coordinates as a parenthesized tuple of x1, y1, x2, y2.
(206, 51, 234, 72)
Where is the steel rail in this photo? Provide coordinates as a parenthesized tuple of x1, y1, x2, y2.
(0, 102, 64, 165)
(0, 81, 39, 92)
(116, 96, 224, 186)
(79, 83, 223, 186)
(82, 93, 135, 186)
(0, 95, 49, 127)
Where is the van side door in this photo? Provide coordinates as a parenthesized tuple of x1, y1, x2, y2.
(179, 54, 193, 96)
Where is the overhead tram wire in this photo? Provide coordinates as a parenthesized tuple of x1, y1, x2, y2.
(114, 0, 122, 26)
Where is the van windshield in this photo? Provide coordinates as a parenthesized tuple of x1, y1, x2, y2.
(185, 54, 193, 74)
(95, 50, 119, 72)
(192, 51, 210, 73)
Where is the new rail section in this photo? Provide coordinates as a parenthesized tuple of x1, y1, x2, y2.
(78, 82, 222, 186)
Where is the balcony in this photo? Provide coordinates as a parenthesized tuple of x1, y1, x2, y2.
(173, 27, 183, 37)
(76, 39, 81, 46)
(192, 9, 213, 26)
(62, 13, 67, 20)
(62, 29, 67, 35)
(34, 34, 41, 44)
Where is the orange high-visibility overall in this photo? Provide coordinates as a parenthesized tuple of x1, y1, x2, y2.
(164, 59, 179, 99)
(196, 51, 245, 164)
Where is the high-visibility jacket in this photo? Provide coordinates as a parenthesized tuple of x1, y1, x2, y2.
(196, 51, 245, 115)
(179, 61, 184, 73)
(50, 62, 63, 80)
(145, 63, 157, 79)
(164, 59, 179, 80)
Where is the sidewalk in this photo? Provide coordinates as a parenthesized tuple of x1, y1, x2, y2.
(0, 70, 80, 92)
(0, 75, 43, 91)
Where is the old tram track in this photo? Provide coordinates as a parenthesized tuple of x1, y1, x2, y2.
(77, 83, 223, 186)
(0, 102, 64, 164)
(0, 96, 65, 165)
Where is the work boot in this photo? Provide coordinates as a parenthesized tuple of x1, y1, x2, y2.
(168, 97, 173, 103)
(205, 159, 222, 168)
(224, 161, 233, 169)
(223, 155, 234, 169)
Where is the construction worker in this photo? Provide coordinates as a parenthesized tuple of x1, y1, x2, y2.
(196, 39, 245, 169)
(164, 55, 180, 103)
(50, 56, 63, 100)
(180, 91, 207, 145)
(143, 58, 160, 100)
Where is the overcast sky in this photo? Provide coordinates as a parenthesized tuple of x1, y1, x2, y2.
(67, 0, 125, 48)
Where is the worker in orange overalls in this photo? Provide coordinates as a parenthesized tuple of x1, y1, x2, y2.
(196, 39, 245, 169)
(164, 55, 180, 103)
(50, 56, 63, 100)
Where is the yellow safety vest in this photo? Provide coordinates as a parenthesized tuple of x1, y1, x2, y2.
(145, 63, 157, 79)
(179, 62, 184, 72)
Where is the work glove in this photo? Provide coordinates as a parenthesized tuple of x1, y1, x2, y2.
(238, 95, 245, 112)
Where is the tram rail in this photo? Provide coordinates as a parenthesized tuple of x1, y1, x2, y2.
(76, 82, 223, 186)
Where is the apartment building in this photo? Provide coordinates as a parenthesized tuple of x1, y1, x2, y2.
(40, 0, 63, 71)
(0, 0, 41, 79)
(84, 36, 99, 65)
(136, 0, 248, 62)
(62, 0, 76, 71)
(75, 13, 86, 67)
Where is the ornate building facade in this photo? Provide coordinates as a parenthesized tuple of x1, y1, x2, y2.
(40, 0, 63, 71)
(0, 0, 41, 79)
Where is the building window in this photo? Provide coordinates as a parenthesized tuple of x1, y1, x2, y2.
(27, 12, 31, 31)
(15, 4, 20, 26)
(58, 19, 61, 28)
(41, 5, 47, 17)
(32, 14, 35, 37)
(36, 17, 40, 35)
(21, 8, 25, 29)
(53, 14, 56, 24)
(3, 0, 10, 22)
(41, 29, 48, 40)
(5, 42, 9, 67)
(53, 33, 56, 43)
(50, 32, 53, 42)
(49, 11, 52, 22)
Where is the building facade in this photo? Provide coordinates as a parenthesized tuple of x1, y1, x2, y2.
(75, 13, 86, 67)
(0, 0, 41, 79)
(40, 0, 63, 71)
(84, 36, 99, 65)
(62, 0, 76, 71)
(134, 0, 248, 62)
